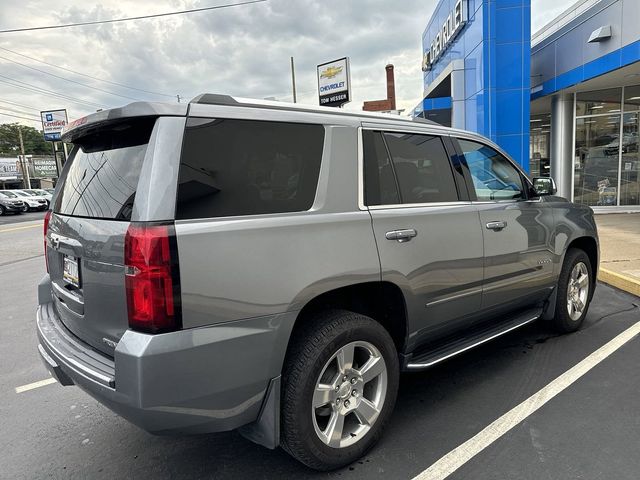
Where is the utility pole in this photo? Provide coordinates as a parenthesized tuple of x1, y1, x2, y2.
(290, 57, 297, 103)
(18, 126, 30, 189)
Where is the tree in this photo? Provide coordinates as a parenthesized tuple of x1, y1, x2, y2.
(0, 123, 50, 156)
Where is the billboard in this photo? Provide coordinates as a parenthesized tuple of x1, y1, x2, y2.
(40, 109, 68, 142)
(317, 57, 351, 107)
(0, 158, 19, 179)
(32, 158, 58, 178)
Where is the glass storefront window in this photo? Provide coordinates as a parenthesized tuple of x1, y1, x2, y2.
(620, 111, 640, 205)
(624, 85, 640, 110)
(576, 88, 622, 117)
(530, 114, 551, 177)
(574, 115, 621, 206)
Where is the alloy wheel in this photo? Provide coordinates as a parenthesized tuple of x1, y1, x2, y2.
(567, 261, 589, 321)
(311, 341, 387, 448)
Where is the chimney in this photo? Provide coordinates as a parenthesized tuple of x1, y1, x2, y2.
(385, 64, 396, 111)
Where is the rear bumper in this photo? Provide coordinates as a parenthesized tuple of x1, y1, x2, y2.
(36, 296, 296, 436)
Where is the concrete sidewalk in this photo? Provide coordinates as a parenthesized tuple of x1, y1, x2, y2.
(595, 213, 640, 296)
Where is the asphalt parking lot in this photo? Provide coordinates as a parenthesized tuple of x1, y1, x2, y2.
(1, 213, 639, 479)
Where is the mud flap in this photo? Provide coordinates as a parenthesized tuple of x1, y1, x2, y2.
(238, 376, 280, 449)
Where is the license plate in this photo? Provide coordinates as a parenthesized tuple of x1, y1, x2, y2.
(63, 256, 80, 288)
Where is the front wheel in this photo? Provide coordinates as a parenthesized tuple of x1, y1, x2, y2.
(0, 205, 5, 216)
(552, 248, 593, 333)
(281, 310, 399, 471)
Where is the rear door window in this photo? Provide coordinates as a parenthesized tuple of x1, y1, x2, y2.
(54, 118, 155, 220)
(362, 130, 459, 206)
(383, 132, 459, 204)
(176, 118, 324, 219)
(362, 130, 400, 206)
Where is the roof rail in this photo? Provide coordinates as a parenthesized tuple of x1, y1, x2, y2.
(189, 93, 438, 125)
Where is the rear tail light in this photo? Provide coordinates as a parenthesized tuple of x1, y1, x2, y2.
(43, 210, 52, 272)
(124, 223, 182, 334)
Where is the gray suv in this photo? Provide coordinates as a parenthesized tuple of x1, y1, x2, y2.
(37, 95, 598, 471)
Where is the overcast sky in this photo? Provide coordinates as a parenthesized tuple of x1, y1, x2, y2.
(0, 0, 576, 128)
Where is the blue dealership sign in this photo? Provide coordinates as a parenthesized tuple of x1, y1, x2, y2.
(419, 0, 531, 170)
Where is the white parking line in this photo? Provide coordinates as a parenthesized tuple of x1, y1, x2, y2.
(15, 378, 57, 393)
(412, 321, 640, 480)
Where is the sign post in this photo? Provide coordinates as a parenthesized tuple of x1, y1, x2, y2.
(317, 57, 351, 108)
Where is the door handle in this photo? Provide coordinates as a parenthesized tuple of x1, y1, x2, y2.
(486, 221, 507, 231)
(385, 229, 417, 242)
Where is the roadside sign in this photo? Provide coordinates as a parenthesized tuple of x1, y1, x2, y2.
(32, 158, 58, 178)
(40, 109, 68, 142)
(0, 158, 19, 178)
(317, 57, 351, 108)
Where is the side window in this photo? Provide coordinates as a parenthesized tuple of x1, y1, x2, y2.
(176, 118, 324, 219)
(363, 130, 400, 206)
(383, 132, 459, 204)
(458, 139, 525, 201)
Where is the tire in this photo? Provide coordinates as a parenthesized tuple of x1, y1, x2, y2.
(22, 205, 29, 212)
(552, 248, 593, 333)
(281, 310, 399, 471)
(0, 205, 5, 216)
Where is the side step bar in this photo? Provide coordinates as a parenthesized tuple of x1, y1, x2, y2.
(405, 308, 542, 371)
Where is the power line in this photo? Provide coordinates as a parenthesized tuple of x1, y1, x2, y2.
(0, 105, 41, 118)
(0, 46, 175, 98)
(0, 74, 106, 109)
(0, 54, 141, 101)
(0, 98, 41, 111)
(0, 0, 267, 34)
(0, 111, 41, 122)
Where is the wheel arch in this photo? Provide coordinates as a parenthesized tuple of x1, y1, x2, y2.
(289, 281, 409, 355)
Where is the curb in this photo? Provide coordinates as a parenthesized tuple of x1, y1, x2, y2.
(599, 268, 640, 297)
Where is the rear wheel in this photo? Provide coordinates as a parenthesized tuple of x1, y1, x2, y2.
(281, 310, 399, 471)
(552, 249, 593, 333)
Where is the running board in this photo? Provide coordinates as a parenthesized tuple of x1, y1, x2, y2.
(405, 308, 542, 371)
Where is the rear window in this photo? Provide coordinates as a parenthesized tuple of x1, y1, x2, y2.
(53, 118, 155, 220)
(176, 118, 324, 219)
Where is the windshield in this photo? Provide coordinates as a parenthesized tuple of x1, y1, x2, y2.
(0, 191, 17, 198)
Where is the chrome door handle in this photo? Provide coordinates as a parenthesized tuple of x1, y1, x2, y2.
(385, 229, 417, 242)
(486, 221, 507, 231)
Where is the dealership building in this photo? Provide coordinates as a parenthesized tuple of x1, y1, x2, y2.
(414, 0, 640, 210)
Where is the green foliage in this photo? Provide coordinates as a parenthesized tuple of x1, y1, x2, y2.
(0, 123, 50, 156)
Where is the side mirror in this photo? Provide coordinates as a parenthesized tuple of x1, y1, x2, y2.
(532, 177, 557, 196)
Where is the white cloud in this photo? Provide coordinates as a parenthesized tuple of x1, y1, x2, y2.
(0, 0, 439, 126)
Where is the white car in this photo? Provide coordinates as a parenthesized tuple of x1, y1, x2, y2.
(25, 189, 53, 205)
(8, 189, 48, 211)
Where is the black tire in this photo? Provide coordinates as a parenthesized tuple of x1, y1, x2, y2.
(552, 248, 593, 333)
(281, 310, 399, 471)
(22, 205, 29, 212)
(0, 205, 5, 216)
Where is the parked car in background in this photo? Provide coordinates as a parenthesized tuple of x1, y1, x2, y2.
(0, 191, 25, 215)
(9, 190, 48, 211)
(25, 189, 53, 206)
(37, 96, 599, 471)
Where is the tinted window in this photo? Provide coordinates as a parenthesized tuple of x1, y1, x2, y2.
(54, 118, 155, 220)
(458, 139, 524, 201)
(383, 132, 458, 204)
(363, 130, 400, 205)
(176, 118, 324, 219)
